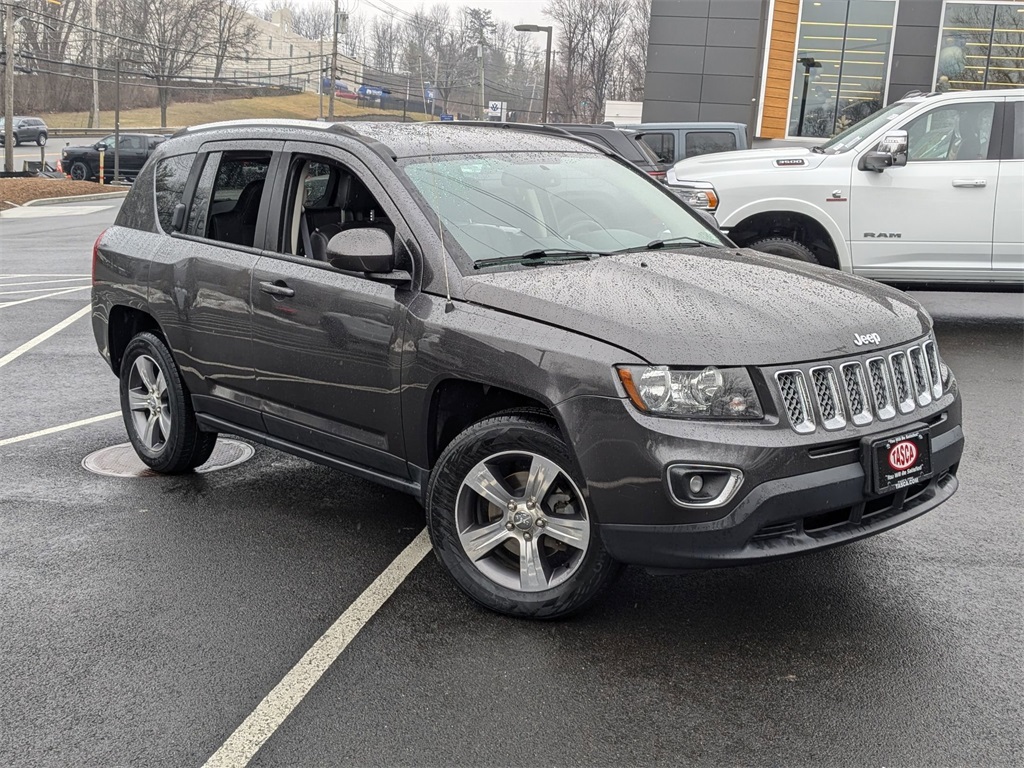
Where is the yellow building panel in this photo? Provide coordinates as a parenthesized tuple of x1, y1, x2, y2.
(760, 0, 801, 138)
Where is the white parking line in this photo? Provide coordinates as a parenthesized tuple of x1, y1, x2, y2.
(0, 412, 120, 447)
(0, 286, 91, 309)
(0, 274, 90, 279)
(0, 285, 89, 296)
(0, 277, 93, 287)
(0, 304, 90, 368)
(202, 529, 433, 768)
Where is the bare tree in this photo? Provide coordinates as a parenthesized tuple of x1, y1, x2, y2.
(584, 0, 629, 121)
(370, 16, 402, 73)
(213, 0, 258, 81)
(128, 0, 216, 127)
(293, 1, 333, 41)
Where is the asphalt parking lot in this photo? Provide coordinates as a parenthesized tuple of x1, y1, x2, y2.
(1, 200, 1022, 767)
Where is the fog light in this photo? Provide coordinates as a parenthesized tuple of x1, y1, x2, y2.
(666, 464, 743, 509)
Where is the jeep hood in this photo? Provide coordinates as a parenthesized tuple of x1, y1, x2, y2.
(673, 146, 827, 178)
(461, 249, 930, 366)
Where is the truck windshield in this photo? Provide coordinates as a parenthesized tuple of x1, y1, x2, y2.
(400, 152, 726, 266)
(817, 101, 917, 154)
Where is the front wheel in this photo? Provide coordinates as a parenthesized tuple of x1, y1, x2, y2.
(748, 236, 820, 264)
(36, 132, 47, 147)
(69, 161, 90, 181)
(119, 332, 217, 474)
(426, 412, 621, 619)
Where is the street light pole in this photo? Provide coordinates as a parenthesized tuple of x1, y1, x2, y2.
(328, 0, 339, 120)
(514, 24, 553, 123)
(796, 57, 821, 137)
(4, 3, 16, 172)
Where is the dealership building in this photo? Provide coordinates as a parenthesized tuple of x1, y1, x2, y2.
(643, 0, 1024, 139)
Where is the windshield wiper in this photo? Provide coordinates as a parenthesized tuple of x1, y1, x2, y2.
(473, 249, 594, 269)
(608, 236, 722, 255)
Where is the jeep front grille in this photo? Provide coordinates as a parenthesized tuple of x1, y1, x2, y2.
(773, 340, 943, 434)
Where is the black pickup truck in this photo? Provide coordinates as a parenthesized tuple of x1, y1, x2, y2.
(60, 133, 167, 182)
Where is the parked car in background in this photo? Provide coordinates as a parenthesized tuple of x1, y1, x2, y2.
(449, 121, 669, 180)
(91, 119, 963, 619)
(617, 122, 748, 165)
(59, 133, 167, 182)
(668, 89, 1024, 286)
(0, 116, 49, 146)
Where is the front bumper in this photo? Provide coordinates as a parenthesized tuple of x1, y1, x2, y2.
(555, 388, 963, 570)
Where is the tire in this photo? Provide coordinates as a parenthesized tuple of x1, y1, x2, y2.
(36, 132, 47, 147)
(748, 236, 820, 264)
(426, 411, 621, 619)
(119, 331, 218, 474)
(12, 134, 20, 147)
(69, 161, 90, 181)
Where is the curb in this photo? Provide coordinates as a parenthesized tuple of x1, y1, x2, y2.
(22, 190, 130, 207)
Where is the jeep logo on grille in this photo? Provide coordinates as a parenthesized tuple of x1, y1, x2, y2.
(888, 440, 919, 471)
(853, 332, 881, 346)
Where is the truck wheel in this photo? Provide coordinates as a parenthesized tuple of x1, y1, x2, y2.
(119, 332, 217, 474)
(69, 161, 90, 181)
(36, 132, 47, 147)
(426, 411, 621, 619)
(748, 236, 819, 264)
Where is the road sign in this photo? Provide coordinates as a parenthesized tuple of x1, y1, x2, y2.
(487, 101, 506, 120)
(440, 114, 454, 122)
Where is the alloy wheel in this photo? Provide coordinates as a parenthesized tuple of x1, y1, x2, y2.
(127, 354, 171, 452)
(455, 450, 591, 592)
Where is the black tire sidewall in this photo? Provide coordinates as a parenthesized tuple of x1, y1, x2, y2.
(70, 162, 89, 181)
(426, 415, 619, 619)
(749, 237, 819, 264)
(119, 332, 209, 473)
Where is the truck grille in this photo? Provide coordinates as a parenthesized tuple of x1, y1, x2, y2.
(774, 340, 944, 434)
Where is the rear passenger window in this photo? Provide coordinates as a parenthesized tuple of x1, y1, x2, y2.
(640, 132, 675, 164)
(154, 154, 195, 233)
(685, 132, 737, 158)
(204, 153, 271, 247)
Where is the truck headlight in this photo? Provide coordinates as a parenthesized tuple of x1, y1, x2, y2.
(671, 180, 718, 212)
(617, 365, 763, 419)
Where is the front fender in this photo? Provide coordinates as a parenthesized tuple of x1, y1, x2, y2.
(721, 197, 851, 271)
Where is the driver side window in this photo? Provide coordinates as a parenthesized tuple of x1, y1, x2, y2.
(904, 102, 995, 162)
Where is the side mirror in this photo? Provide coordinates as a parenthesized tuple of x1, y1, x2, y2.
(326, 228, 396, 274)
(692, 207, 721, 232)
(94, 142, 105, 150)
(862, 130, 908, 172)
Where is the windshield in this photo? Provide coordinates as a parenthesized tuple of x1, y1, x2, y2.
(817, 101, 917, 154)
(400, 152, 726, 266)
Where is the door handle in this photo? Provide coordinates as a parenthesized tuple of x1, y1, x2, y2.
(952, 179, 987, 188)
(259, 281, 295, 298)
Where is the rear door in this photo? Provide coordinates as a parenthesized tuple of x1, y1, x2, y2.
(993, 98, 1024, 281)
(249, 140, 415, 477)
(850, 97, 1002, 282)
(151, 141, 282, 431)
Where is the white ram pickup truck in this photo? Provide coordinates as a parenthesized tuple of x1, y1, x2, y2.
(669, 89, 1023, 286)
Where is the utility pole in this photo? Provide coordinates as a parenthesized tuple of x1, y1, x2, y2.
(328, 2, 343, 120)
(478, 43, 484, 120)
(318, 36, 324, 119)
(114, 57, 121, 183)
(4, 3, 15, 173)
(90, 0, 99, 129)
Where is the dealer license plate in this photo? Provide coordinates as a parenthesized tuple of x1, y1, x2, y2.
(868, 430, 932, 495)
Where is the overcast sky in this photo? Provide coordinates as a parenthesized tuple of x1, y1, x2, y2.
(344, 0, 553, 27)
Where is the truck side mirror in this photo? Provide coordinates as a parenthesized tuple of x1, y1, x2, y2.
(862, 130, 908, 173)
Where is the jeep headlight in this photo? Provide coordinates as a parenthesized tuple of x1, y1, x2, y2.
(617, 365, 763, 419)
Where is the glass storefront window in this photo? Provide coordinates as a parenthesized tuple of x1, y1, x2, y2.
(789, 0, 898, 138)
(935, 2, 1024, 92)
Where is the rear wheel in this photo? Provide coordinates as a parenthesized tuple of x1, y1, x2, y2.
(119, 332, 217, 474)
(748, 236, 819, 264)
(426, 412, 621, 619)
(12, 134, 20, 147)
(36, 132, 47, 147)
(69, 161, 90, 181)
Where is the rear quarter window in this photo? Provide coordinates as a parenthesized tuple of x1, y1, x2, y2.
(154, 154, 195, 233)
(685, 131, 737, 158)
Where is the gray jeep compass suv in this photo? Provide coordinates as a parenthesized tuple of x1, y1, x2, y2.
(91, 120, 964, 618)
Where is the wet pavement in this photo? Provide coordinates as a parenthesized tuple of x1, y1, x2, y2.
(1, 202, 1022, 766)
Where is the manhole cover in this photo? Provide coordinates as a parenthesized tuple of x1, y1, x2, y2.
(82, 439, 255, 478)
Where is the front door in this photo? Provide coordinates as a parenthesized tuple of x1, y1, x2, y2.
(850, 98, 1001, 282)
(250, 142, 413, 477)
(117, 135, 149, 175)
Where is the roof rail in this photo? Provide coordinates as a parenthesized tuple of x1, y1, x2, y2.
(440, 121, 616, 157)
